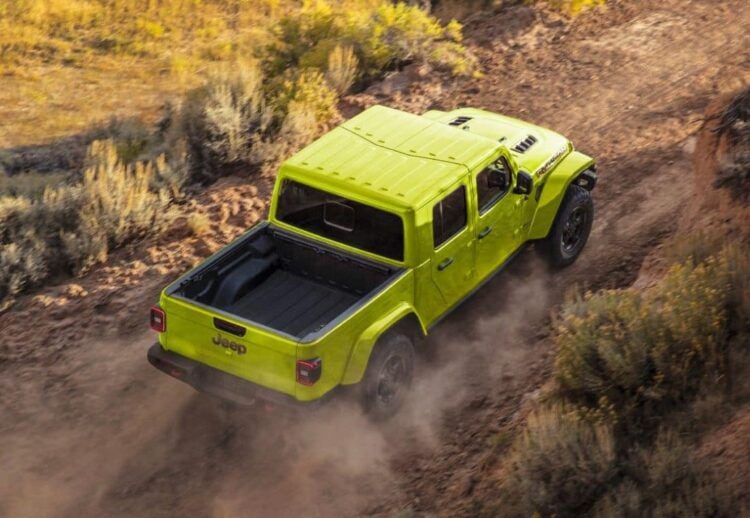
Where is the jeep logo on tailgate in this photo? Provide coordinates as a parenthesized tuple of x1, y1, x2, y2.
(212, 334, 247, 355)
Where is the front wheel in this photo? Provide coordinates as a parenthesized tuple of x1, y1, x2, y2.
(540, 184, 594, 268)
(360, 333, 415, 420)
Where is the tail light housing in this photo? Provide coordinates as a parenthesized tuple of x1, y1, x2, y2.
(150, 306, 166, 333)
(296, 358, 322, 386)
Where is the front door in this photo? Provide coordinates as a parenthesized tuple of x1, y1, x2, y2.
(430, 183, 476, 307)
(473, 156, 524, 280)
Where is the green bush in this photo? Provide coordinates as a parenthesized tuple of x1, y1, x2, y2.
(500, 406, 617, 517)
(554, 255, 733, 436)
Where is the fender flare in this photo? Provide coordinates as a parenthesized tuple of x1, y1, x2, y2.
(527, 151, 596, 240)
(340, 303, 426, 385)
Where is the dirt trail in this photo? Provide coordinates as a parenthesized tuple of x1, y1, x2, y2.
(2, 1, 750, 517)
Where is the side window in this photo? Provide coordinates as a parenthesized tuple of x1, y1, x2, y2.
(433, 185, 468, 248)
(476, 158, 511, 214)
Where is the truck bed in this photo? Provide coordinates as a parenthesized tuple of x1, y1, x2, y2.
(169, 224, 400, 340)
(227, 270, 358, 338)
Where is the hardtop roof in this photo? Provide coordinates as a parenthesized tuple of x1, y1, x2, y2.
(280, 105, 503, 210)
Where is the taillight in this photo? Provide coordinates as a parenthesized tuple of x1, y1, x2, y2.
(296, 358, 322, 386)
(150, 306, 166, 333)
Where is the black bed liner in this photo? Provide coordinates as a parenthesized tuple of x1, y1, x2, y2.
(170, 223, 400, 340)
(227, 270, 358, 338)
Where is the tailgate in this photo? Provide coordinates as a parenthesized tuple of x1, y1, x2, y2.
(159, 295, 298, 397)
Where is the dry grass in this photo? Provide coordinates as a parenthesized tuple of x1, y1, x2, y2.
(0, 0, 473, 149)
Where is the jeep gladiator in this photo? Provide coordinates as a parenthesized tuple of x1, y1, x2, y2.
(148, 105, 596, 418)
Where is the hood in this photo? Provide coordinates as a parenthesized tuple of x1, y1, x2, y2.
(431, 109, 572, 175)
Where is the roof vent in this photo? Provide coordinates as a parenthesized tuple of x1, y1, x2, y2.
(448, 116, 472, 126)
(512, 134, 538, 153)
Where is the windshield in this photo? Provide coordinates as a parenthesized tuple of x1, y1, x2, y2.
(275, 179, 404, 261)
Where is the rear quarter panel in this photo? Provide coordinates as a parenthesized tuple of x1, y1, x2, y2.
(297, 269, 418, 398)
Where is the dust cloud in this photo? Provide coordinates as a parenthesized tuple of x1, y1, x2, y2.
(0, 257, 550, 518)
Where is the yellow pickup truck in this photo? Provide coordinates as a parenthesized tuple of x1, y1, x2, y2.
(147, 105, 596, 418)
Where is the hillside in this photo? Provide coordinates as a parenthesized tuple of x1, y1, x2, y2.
(1, 0, 750, 516)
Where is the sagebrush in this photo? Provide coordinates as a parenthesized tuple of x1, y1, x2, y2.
(0, 140, 183, 309)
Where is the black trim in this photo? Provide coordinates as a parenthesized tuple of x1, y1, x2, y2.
(574, 168, 597, 191)
(512, 134, 538, 153)
(448, 116, 473, 126)
(214, 317, 246, 337)
(147, 344, 336, 409)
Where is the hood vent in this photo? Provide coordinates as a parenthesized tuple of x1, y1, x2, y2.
(512, 134, 538, 153)
(448, 116, 472, 126)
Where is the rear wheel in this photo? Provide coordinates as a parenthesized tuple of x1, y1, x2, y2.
(540, 184, 594, 268)
(360, 333, 415, 420)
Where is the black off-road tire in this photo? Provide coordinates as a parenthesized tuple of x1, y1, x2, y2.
(360, 333, 415, 420)
(540, 184, 594, 268)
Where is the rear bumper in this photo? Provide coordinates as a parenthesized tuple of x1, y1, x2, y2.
(147, 343, 332, 409)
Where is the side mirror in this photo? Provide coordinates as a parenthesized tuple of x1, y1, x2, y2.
(514, 170, 533, 195)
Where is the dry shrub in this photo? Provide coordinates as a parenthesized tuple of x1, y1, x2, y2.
(0, 140, 182, 309)
(173, 64, 274, 182)
(326, 45, 359, 95)
(663, 231, 724, 266)
(269, 1, 475, 82)
(500, 405, 617, 517)
(65, 140, 176, 266)
(168, 64, 338, 180)
(503, 244, 750, 516)
(592, 433, 741, 517)
(554, 253, 733, 436)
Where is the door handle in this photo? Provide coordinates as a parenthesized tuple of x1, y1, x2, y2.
(437, 257, 454, 271)
(478, 226, 492, 239)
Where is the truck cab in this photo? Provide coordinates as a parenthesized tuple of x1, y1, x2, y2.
(148, 105, 596, 418)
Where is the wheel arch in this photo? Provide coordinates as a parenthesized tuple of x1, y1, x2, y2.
(527, 151, 596, 240)
(340, 303, 425, 385)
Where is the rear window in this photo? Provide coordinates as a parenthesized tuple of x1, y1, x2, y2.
(275, 179, 405, 261)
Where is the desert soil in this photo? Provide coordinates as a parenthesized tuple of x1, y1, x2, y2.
(1, 1, 750, 517)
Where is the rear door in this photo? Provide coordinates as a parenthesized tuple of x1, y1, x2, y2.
(430, 182, 476, 306)
(473, 156, 524, 280)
